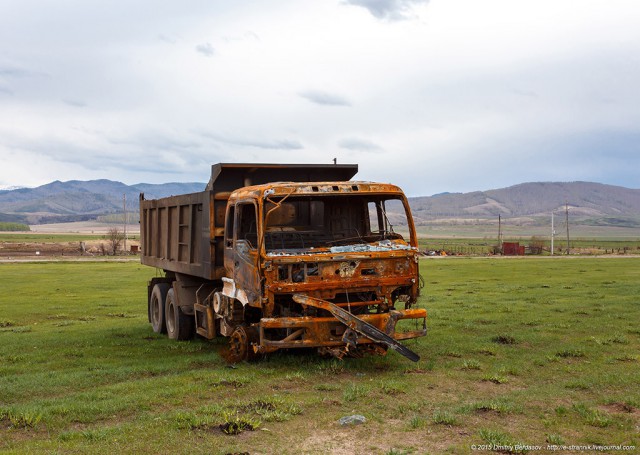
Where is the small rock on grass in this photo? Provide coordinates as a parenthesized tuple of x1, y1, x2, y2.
(339, 415, 366, 426)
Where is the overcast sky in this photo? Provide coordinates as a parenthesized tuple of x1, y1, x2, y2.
(1, 0, 638, 196)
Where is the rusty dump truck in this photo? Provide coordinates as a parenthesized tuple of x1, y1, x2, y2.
(139, 163, 426, 362)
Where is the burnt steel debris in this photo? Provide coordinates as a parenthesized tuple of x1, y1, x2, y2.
(140, 163, 427, 362)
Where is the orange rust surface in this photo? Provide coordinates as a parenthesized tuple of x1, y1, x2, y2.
(229, 181, 424, 352)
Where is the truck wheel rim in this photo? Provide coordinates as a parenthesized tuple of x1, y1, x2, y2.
(151, 298, 160, 325)
(167, 302, 175, 333)
(228, 327, 248, 362)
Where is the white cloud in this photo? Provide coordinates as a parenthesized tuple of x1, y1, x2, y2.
(299, 90, 352, 107)
(344, 0, 430, 21)
(0, 0, 639, 195)
(338, 137, 382, 152)
(195, 42, 215, 57)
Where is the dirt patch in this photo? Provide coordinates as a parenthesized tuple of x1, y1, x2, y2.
(0, 240, 140, 258)
(211, 379, 246, 389)
(301, 429, 360, 455)
(404, 367, 430, 374)
(287, 419, 462, 455)
(320, 398, 341, 406)
(599, 402, 637, 414)
(0, 241, 84, 257)
(270, 383, 303, 392)
(30, 221, 141, 234)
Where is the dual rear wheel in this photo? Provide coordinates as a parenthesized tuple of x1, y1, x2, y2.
(150, 283, 170, 333)
(149, 283, 193, 340)
(165, 288, 194, 340)
(149, 282, 256, 360)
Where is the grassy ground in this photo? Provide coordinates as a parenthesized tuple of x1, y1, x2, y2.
(1, 259, 639, 454)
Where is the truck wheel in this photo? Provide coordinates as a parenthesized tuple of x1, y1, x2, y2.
(228, 325, 259, 363)
(165, 288, 194, 340)
(150, 283, 170, 334)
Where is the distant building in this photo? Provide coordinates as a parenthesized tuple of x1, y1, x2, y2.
(502, 242, 524, 256)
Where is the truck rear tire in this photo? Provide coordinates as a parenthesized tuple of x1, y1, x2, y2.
(166, 288, 194, 340)
(150, 283, 170, 334)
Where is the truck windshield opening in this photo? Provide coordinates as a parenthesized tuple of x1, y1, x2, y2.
(263, 195, 413, 254)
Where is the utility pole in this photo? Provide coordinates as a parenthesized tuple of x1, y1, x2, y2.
(565, 202, 570, 255)
(498, 214, 503, 254)
(551, 211, 554, 256)
(123, 193, 127, 253)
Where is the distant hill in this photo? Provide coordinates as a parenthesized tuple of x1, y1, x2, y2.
(0, 180, 205, 224)
(0, 179, 638, 226)
(408, 182, 640, 220)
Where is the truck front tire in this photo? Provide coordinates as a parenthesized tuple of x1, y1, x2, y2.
(150, 283, 170, 334)
(165, 288, 194, 340)
(227, 325, 260, 363)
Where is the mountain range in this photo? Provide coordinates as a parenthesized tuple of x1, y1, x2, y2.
(408, 181, 640, 222)
(0, 180, 204, 224)
(0, 179, 638, 225)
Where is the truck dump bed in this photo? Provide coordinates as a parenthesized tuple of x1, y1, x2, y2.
(139, 163, 358, 280)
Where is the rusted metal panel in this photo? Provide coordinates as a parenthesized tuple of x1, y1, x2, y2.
(259, 307, 426, 357)
(291, 294, 423, 361)
(194, 303, 215, 338)
(140, 191, 212, 278)
(207, 163, 358, 191)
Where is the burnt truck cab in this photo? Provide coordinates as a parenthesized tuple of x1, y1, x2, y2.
(220, 181, 426, 360)
(141, 163, 426, 362)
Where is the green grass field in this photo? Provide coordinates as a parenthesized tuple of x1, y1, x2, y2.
(1, 259, 639, 454)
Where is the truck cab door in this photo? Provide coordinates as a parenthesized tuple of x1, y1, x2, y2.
(224, 201, 261, 306)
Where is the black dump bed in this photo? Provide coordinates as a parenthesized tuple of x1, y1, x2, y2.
(139, 163, 358, 280)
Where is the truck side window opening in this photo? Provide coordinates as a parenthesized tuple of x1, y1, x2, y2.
(368, 201, 381, 233)
(225, 205, 235, 248)
(238, 203, 258, 249)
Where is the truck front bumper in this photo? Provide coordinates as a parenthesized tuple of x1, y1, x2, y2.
(258, 308, 426, 350)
